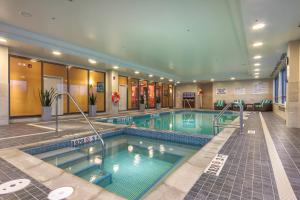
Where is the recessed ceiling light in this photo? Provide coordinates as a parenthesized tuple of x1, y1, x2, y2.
(253, 42, 263, 47)
(0, 37, 7, 43)
(148, 74, 153, 78)
(52, 51, 61, 56)
(254, 72, 260, 75)
(88, 59, 97, 64)
(113, 65, 119, 69)
(230, 77, 235, 80)
(134, 71, 140, 74)
(254, 68, 260, 72)
(210, 78, 215, 82)
(169, 79, 173, 82)
(253, 55, 262, 59)
(254, 76, 259, 79)
(160, 77, 164, 80)
(252, 23, 266, 30)
(254, 63, 261, 67)
(176, 81, 180, 84)
(193, 80, 197, 83)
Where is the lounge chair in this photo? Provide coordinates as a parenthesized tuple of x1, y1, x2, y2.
(254, 99, 273, 111)
(232, 99, 246, 111)
(214, 100, 226, 110)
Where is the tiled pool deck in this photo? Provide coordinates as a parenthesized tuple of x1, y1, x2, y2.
(0, 110, 299, 200)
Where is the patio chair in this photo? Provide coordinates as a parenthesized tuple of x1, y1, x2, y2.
(232, 99, 246, 111)
(214, 100, 226, 110)
(254, 99, 273, 111)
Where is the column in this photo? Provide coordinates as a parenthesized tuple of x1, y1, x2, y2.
(286, 40, 300, 128)
(0, 45, 9, 125)
(106, 70, 119, 114)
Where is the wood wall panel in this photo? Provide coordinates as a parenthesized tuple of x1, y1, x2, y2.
(9, 56, 42, 116)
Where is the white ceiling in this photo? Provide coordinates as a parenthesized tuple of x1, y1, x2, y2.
(0, 0, 299, 82)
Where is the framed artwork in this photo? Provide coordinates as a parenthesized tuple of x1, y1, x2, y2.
(96, 82, 105, 92)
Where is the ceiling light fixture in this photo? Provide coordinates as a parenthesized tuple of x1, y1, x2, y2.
(254, 76, 259, 79)
(160, 77, 164, 80)
(169, 79, 173, 82)
(176, 81, 180, 84)
(254, 72, 260, 75)
(253, 55, 262, 59)
(254, 68, 260, 72)
(253, 42, 263, 47)
(254, 63, 261, 67)
(252, 23, 266, 30)
(230, 77, 236, 80)
(148, 74, 153, 78)
(113, 65, 119, 69)
(210, 78, 215, 82)
(0, 37, 7, 43)
(88, 59, 97, 64)
(193, 80, 197, 83)
(134, 71, 140, 74)
(52, 51, 62, 56)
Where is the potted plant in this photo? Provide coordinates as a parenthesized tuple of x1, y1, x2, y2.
(156, 96, 161, 109)
(89, 93, 97, 117)
(140, 95, 145, 111)
(39, 88, 56, 121)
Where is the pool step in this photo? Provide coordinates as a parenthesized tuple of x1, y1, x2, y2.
(63, 159, 100, 174)
(76, 165, 112, 187)
(46, 152, 88, 168)
(35, 147, 80, 160)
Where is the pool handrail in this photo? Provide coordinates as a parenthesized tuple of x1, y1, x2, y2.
(54, 92, 105, 172)
(213, 102, 243, 135)
(183, 98, 193, 110)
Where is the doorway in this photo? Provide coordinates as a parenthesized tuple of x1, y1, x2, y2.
(119, 85, 127, 111)
(43, 76, 64, 115)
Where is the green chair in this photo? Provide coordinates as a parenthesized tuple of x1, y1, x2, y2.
(232, 99, 246, 111)
(214, 100, 226, 110)
(254, 99, 273, 111)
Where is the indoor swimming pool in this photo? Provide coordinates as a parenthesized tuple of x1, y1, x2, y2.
(99, 111, 238, 135)
(30, 134, 200, 200)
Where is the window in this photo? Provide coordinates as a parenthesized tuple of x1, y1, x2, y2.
(274, 75, 279, 103)
(89, 71, 105, 112)
(68, 67, 88, 112)
(128, 78, 139, 110)
(281, 68, 287, 104)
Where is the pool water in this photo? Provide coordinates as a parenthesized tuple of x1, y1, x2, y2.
(102, 111, 238, 135)
(38, 135, 199, 200)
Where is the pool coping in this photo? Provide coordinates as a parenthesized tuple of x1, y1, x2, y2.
(0, 109, 243, 200)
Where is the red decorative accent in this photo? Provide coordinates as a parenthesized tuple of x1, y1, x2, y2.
(112, 91, 120, 104)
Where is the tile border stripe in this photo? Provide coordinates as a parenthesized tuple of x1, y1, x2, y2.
(259, 112, 296, 200)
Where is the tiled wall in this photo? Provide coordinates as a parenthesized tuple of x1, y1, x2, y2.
(212, 79, 273, 104)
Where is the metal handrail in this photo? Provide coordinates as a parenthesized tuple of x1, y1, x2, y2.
(55, 92, 105, 172)
(213, 102, 243, 135)
(183, 99, 193, 111)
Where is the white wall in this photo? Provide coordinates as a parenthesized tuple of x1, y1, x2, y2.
(0, 46, 8, 125)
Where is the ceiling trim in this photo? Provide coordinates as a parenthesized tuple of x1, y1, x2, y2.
(0, 22, 179, 80)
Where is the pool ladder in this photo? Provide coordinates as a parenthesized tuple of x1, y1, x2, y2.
(54, 92, 106, 172)
(183, 99, 193, 111)
(212, 102, 243, 135)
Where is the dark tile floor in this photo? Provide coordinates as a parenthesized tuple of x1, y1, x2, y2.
(263, 112, 300, 198)
(185, 112, 279, 200)
(0, 158, 50, 200)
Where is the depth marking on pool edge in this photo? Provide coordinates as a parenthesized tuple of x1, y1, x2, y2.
(204, 154, 228, 176)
